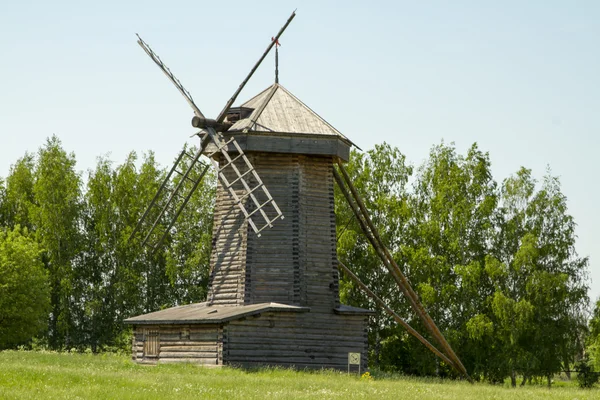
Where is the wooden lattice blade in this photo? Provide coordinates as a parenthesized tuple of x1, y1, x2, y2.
(136, 34, 205, 119)
(205, 128, 284, 236)
(130, 142, 211, 250)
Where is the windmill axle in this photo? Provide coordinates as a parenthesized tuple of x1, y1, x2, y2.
(191, 116, 228, 130)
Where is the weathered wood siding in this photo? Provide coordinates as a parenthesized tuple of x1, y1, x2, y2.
(131, 325, 222, 365)
(207, 152, 340, 309)
(198, 151, 369, 371)
(223, 311, 368, 371)
(246, 153, 300, 305)
(297, 155, 340, 312)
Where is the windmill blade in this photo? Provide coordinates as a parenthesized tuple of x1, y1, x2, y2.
(136, 34, 205, 119)
(129, 134, 211, 247)
(150, 161, 211, 252)
(215, 10, 296, 124)
(141, 142, 209, 247)
(205, 11, 293, 235)
(205, 128, 283, 236)
(128, 148, 189, 243)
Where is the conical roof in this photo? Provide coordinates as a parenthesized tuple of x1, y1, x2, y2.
(228, 83, 352, 145)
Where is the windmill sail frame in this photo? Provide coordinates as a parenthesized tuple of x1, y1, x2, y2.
(132, 11, 297, 244)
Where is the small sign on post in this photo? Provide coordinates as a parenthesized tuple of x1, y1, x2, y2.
(348, 352, 361, 375)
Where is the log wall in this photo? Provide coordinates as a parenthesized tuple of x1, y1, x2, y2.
(223, 311, 368, 371)
(132, 324, 222, 365)
(188, 151, 370, 371)
(297, 155, 340, 312)
(207, 152, 340, 309)
(246, 153, 300, 305)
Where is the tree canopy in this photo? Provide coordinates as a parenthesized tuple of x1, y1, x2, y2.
(0, 136, 591, 386)
(336, 142, 590, 385)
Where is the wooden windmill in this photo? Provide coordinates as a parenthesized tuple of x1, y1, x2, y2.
(125, 12, 471, 380)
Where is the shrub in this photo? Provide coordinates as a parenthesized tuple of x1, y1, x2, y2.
(575, 357, 599, 389)
(0, 226, 50, 349)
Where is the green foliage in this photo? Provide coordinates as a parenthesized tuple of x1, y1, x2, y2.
(164, 145, 215, 304)
(3, 154, 36, 230)
(590, 300, 600, 338)
(337, 141, 589, 385)
(0, 226, 50, 349)
(0, 136, 215, 352)
(31, 136, 82, 348)
(335, 142, 413, 371)
(0, 178, 5, 225)
(466, 314, 493, 340)
(72, 148, 214, 351)
(587, 300, 600, 371)
(575, 357, 599, 389)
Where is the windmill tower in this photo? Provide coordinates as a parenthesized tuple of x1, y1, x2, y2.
(125, 12, 372, 370)
(125, 12, 472, 379)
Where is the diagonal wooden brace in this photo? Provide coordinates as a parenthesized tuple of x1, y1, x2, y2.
(334, 162, 472, 383)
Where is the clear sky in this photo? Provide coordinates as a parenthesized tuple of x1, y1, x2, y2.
(1, 1, 598, 300)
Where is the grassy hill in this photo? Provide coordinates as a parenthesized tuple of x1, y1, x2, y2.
(0, 351, 597, 399)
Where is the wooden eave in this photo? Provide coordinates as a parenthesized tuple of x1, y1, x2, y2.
(205, 130, 351, 161)
(124, 302, 310, 325)
(333, 304, 376, 316)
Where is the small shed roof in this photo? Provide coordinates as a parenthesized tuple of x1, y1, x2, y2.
(124, 302, 310, 325)
(228, 83, 354, 146)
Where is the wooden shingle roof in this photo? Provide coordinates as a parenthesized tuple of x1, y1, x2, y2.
(228, 83, 353, 145)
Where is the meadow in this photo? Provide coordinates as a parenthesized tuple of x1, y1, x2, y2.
(0, 350, 597, 399)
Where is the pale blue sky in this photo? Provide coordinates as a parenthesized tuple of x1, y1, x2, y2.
(1, 1, 598, 300)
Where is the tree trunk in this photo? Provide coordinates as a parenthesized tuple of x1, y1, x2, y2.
(374, 331, 381, 368)
(510, 369, 517, 388)
(547, 374, 552, 388)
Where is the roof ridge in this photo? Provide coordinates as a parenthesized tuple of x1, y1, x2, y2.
(245, 83, 280, 130)
(240, 83, 277, 108)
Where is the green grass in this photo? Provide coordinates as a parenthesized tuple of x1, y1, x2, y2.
(0, 350, 597, 399)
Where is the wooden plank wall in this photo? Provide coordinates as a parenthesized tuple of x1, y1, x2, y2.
(223, 311, 368, 371)
(200, 152, 369, 371)
(243, 153, 340, 308)
(245, 154, 300, 304)
(132, 325, 222, 365)
(297, 155, 340, 312)
(208, 152, 340, 308)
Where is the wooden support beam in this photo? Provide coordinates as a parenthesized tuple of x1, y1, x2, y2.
(333, 163, 472, 383)
(338, 261, 457, 369)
